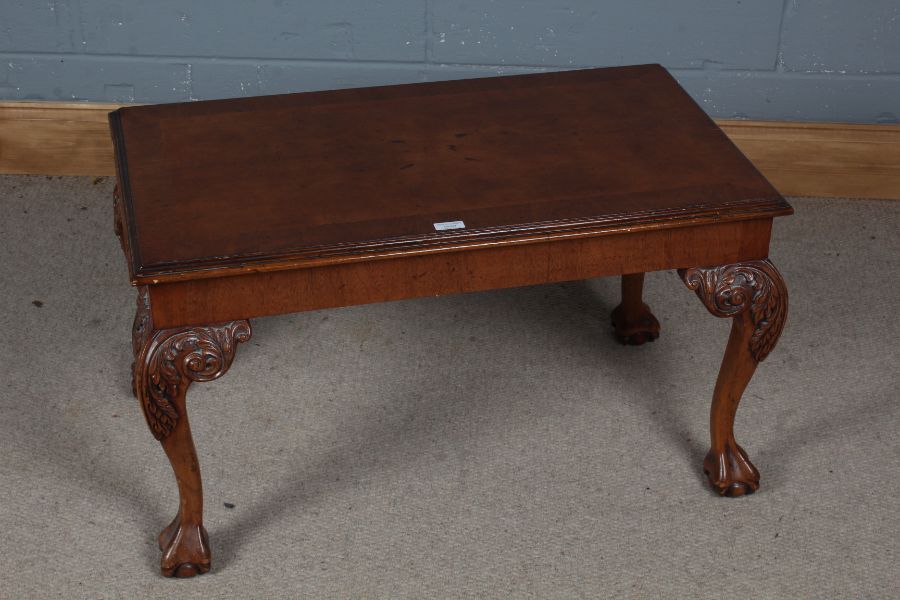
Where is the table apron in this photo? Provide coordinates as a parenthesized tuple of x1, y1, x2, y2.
(147, 218, 773, 328)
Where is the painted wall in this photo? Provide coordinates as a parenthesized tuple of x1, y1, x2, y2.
(1, 1, 898, 122)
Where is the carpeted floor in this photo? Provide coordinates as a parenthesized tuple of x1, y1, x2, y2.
(0, 175, 898, 599)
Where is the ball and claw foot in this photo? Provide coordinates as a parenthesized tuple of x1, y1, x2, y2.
(158, 516, 211, 578)
(703, 442, 761, 498)
(611, 303, 661, 346)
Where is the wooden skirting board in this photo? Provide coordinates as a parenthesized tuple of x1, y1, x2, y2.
(0, 102, 123, 178)
(717, 120, 900, 200)
(1, 100, 899, 200)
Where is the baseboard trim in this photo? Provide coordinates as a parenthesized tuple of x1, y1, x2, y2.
(2, 101, 899, 199)
(718, 120, 900, 200)
(0, 101, 123, 177)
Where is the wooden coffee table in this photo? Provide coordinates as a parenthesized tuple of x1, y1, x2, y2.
(109, 64, 791, 577)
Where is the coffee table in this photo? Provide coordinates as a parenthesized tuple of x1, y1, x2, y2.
(109, 64, 791, 577)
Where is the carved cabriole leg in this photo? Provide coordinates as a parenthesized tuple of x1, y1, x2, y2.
(132, 287, 251, 577)
(611, 273, 661, 345)
(679, 259, 787, 497)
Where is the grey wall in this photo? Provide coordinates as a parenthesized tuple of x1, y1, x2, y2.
(1, 0, 898, 122)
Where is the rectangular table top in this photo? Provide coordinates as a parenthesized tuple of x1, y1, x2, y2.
(110, 64, 791, 285)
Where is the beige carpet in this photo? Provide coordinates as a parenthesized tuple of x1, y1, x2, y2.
(0, 175, 898, 599)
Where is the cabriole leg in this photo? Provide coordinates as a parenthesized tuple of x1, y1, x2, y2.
(611, 273, 661, 345)
(679, 259, 787, 497)
(131, 287, 251, 576)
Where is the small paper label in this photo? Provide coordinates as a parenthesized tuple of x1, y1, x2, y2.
(433, 220, 466, 231)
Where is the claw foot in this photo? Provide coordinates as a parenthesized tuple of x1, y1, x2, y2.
(703, 442, 760, 497)
(611, 303, 660, 346)
(158, 516, 211, 578)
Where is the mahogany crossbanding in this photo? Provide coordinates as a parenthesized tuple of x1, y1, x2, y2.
(109, 64, 790, 285)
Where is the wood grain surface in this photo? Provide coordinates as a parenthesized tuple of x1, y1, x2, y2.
(719, 120, 900, 200)
(144, 219, 773, 329)
(4, 98, 899, 200)
(109, 65, 790, 284)
(0, 101, 120, 176)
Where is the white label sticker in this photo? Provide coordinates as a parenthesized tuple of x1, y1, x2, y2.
(433, 220, 466, 231)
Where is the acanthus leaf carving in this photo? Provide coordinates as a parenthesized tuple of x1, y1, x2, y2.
(132, 287, 251, 440)
(678, 259, 787, 362)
